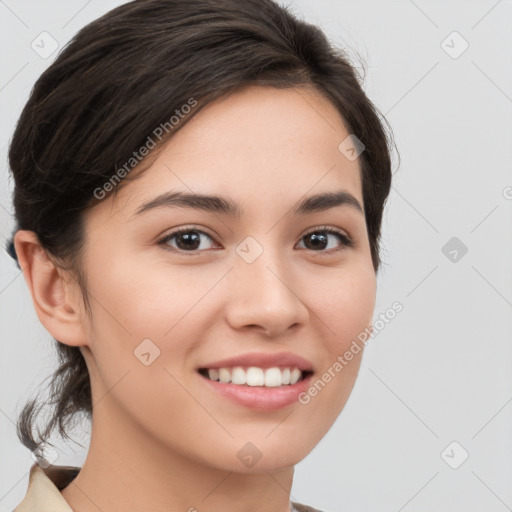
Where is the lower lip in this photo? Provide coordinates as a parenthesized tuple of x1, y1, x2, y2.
(198, 372, 313, 411)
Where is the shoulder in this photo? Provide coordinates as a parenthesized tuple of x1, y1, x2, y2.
(13, 463, 81, 512)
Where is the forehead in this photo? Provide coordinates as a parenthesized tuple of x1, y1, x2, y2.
(95, 85, 363, 220)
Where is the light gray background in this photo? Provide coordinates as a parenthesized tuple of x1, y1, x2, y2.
(1, 1, 511, 511)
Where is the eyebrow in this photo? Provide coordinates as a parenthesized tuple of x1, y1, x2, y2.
(132, 190, 363, 219)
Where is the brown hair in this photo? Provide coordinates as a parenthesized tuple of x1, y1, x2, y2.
(6, 0, 396, 454)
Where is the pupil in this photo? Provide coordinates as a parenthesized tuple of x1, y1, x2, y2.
(178, 231, 200, 250)
(307, 233, 327, 250)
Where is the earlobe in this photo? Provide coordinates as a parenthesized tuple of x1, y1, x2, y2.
(13, 230, 88, 347)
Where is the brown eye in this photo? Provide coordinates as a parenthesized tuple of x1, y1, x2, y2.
(158, 228, 217, 252)
(298, 228, 353, 252)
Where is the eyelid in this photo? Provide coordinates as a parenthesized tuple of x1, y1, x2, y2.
(302, 225, 351, 240)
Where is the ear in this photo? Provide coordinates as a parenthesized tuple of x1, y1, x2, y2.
(14, 230, 88, 347)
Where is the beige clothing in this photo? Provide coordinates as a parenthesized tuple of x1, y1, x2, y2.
(14, 462, 325, 512)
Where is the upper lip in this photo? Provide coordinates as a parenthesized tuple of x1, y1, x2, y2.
(199, 351, 314, 372)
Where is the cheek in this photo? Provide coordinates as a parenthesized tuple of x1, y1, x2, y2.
(82, 257, 214, 434)
(84, 255, 230, 384)
(293, 264, 375, 438)
(313, 262, 376, 352)
(88, 253, 218, 334)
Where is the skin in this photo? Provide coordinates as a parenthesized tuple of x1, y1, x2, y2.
(15, 85, 376, 512)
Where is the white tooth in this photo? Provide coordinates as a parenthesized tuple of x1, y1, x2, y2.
(246, 367, 265, 386)
(206, 366, 305, 386)
(219, 367, 231, 383)
(264, 367, 283, 387)
(231, 366, 246, 385)
(290, 368, 301, 385)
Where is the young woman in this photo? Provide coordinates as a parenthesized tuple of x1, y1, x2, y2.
(7, 0, 394, 510)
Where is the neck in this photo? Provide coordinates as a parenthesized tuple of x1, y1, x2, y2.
(60, 396, 295, 512)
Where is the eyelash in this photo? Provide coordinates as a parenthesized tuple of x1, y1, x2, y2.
(157, 225, 354, 255)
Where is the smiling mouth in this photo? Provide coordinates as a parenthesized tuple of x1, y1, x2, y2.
(197, 367, 313, 387)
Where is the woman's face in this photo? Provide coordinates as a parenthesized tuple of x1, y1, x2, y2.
(77, 85, 376, 472)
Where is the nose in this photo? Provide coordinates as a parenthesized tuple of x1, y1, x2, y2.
(224, 245, 310, 337)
